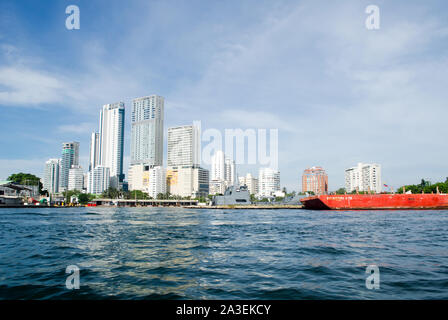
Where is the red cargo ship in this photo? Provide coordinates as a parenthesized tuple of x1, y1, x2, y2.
(300, 193, 448, 210)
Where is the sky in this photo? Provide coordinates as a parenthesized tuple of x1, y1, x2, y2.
(0, 0, 447, 191)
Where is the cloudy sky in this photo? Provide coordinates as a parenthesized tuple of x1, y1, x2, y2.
(0, 0, 447, 191)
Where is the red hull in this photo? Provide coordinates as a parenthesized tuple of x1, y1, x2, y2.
(301, 194, 448, 210)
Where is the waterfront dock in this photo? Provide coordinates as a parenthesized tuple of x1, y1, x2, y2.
(186, 204, 304, 209)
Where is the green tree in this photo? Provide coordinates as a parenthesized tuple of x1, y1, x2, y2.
(335, 188, 346, 195)
(78, 193, 95, 205)
(101, 187, 120, 199)
(8, 172, 45, 195)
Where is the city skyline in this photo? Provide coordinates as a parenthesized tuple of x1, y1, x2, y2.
(1, 1, 448, 191)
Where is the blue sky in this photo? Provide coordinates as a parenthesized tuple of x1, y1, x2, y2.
(1, 0, 447, 191)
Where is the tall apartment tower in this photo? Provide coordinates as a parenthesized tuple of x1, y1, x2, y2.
(167, 124, 200, 167)
(87, 166, 110, 195)
(59, 142, 79, 192)
(210, 150, 235, 188)
(211, 150, 225, 181)
(130, 95, 164, 166)
(224, 158, 236, 187)
(99, 102, 125, 189)
(345, 163, 382, 193)
(68, 165, 84, 191)
(166, 123, 209, 198)
(258, 167, 281, 198)
(89, 132, 100, 171)
(302, 166, 328, 195)
(43, 158, 60, 194)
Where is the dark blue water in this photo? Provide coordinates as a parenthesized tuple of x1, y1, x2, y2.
(0, 207, 447, 299)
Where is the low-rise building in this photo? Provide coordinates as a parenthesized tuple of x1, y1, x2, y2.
(167, 166, 209, 198)
(345, 163, 382, 193)
(302, 166, 328, 195)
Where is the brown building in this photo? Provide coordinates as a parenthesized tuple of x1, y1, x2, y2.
(302, 166, 328, 195)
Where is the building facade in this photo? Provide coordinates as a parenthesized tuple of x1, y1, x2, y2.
(87, 166, 110, 195)
(59, 142, 79, 192)
(128, 164, 166, 198)
(167, 124, 200, 167)
(345, 163, 382, 193)
(302, 166, 328, 195)
(211, 150, 225, 181)
(238, 173, 259, 195)
(89, 132, 100, 171)
(210, 150, 236, 191)
(166, 166, 209, 198)
(130, 95, 164, 166)
(43, 158, 60, 194)
(68, 165, 84, 191)
(224, 158, 236, 187)
(99, 103, 125, 189)
(258, 167, 281, 198)
(209, 179, 226, 195)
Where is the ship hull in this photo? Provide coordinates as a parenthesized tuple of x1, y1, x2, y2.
(300, 194, 448, 210)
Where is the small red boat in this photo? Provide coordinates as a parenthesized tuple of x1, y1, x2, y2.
(300, 193, 448, 210)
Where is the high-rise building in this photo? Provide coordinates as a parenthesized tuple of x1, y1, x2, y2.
(210, 150, 236, 191)
(238, 173, 259, 195)
(147, 166, 166, 199)
(59, 142, 79, 192)
(43, 159, 60, 194)
(211, 150, 225, 181)
(302, 166, 328, 195)
(99, 102, 125, 189)
(258, 167, 281, 198)
(166, 122, 208, 198)
(68, 165, 84, 191)
(345, 163, 382, 193)
(87, 166, 110, 195)
(130, 95, 164, 166)
(167, 124, 200, 167)
(89, 132, 100, 171)
(224, 158, 236, 187)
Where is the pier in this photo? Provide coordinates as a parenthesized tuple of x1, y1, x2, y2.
(89, 198, 199, 207)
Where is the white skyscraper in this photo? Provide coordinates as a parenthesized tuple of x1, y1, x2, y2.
(87, 166, 110, 195)
(99, 103, 125, 189)
(130, 95, 164, 166)
(210, 151, 236, 191)
(258, 168, 281, 198)
(167, 124, 200, 167)
(43, 159, 60, 194)
(68, 165, 84, 191)
(166, 123, 208, 198)
(147, 166, 166, 199)
(224, 158, 236, 187)
(345, 163, 382, 193)
(89, 132, 100, 171)
(59, 142, 79, 192)
(211, 150, 225, 181)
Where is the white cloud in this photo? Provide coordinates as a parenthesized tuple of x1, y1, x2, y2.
(57, 122, 96, 134)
